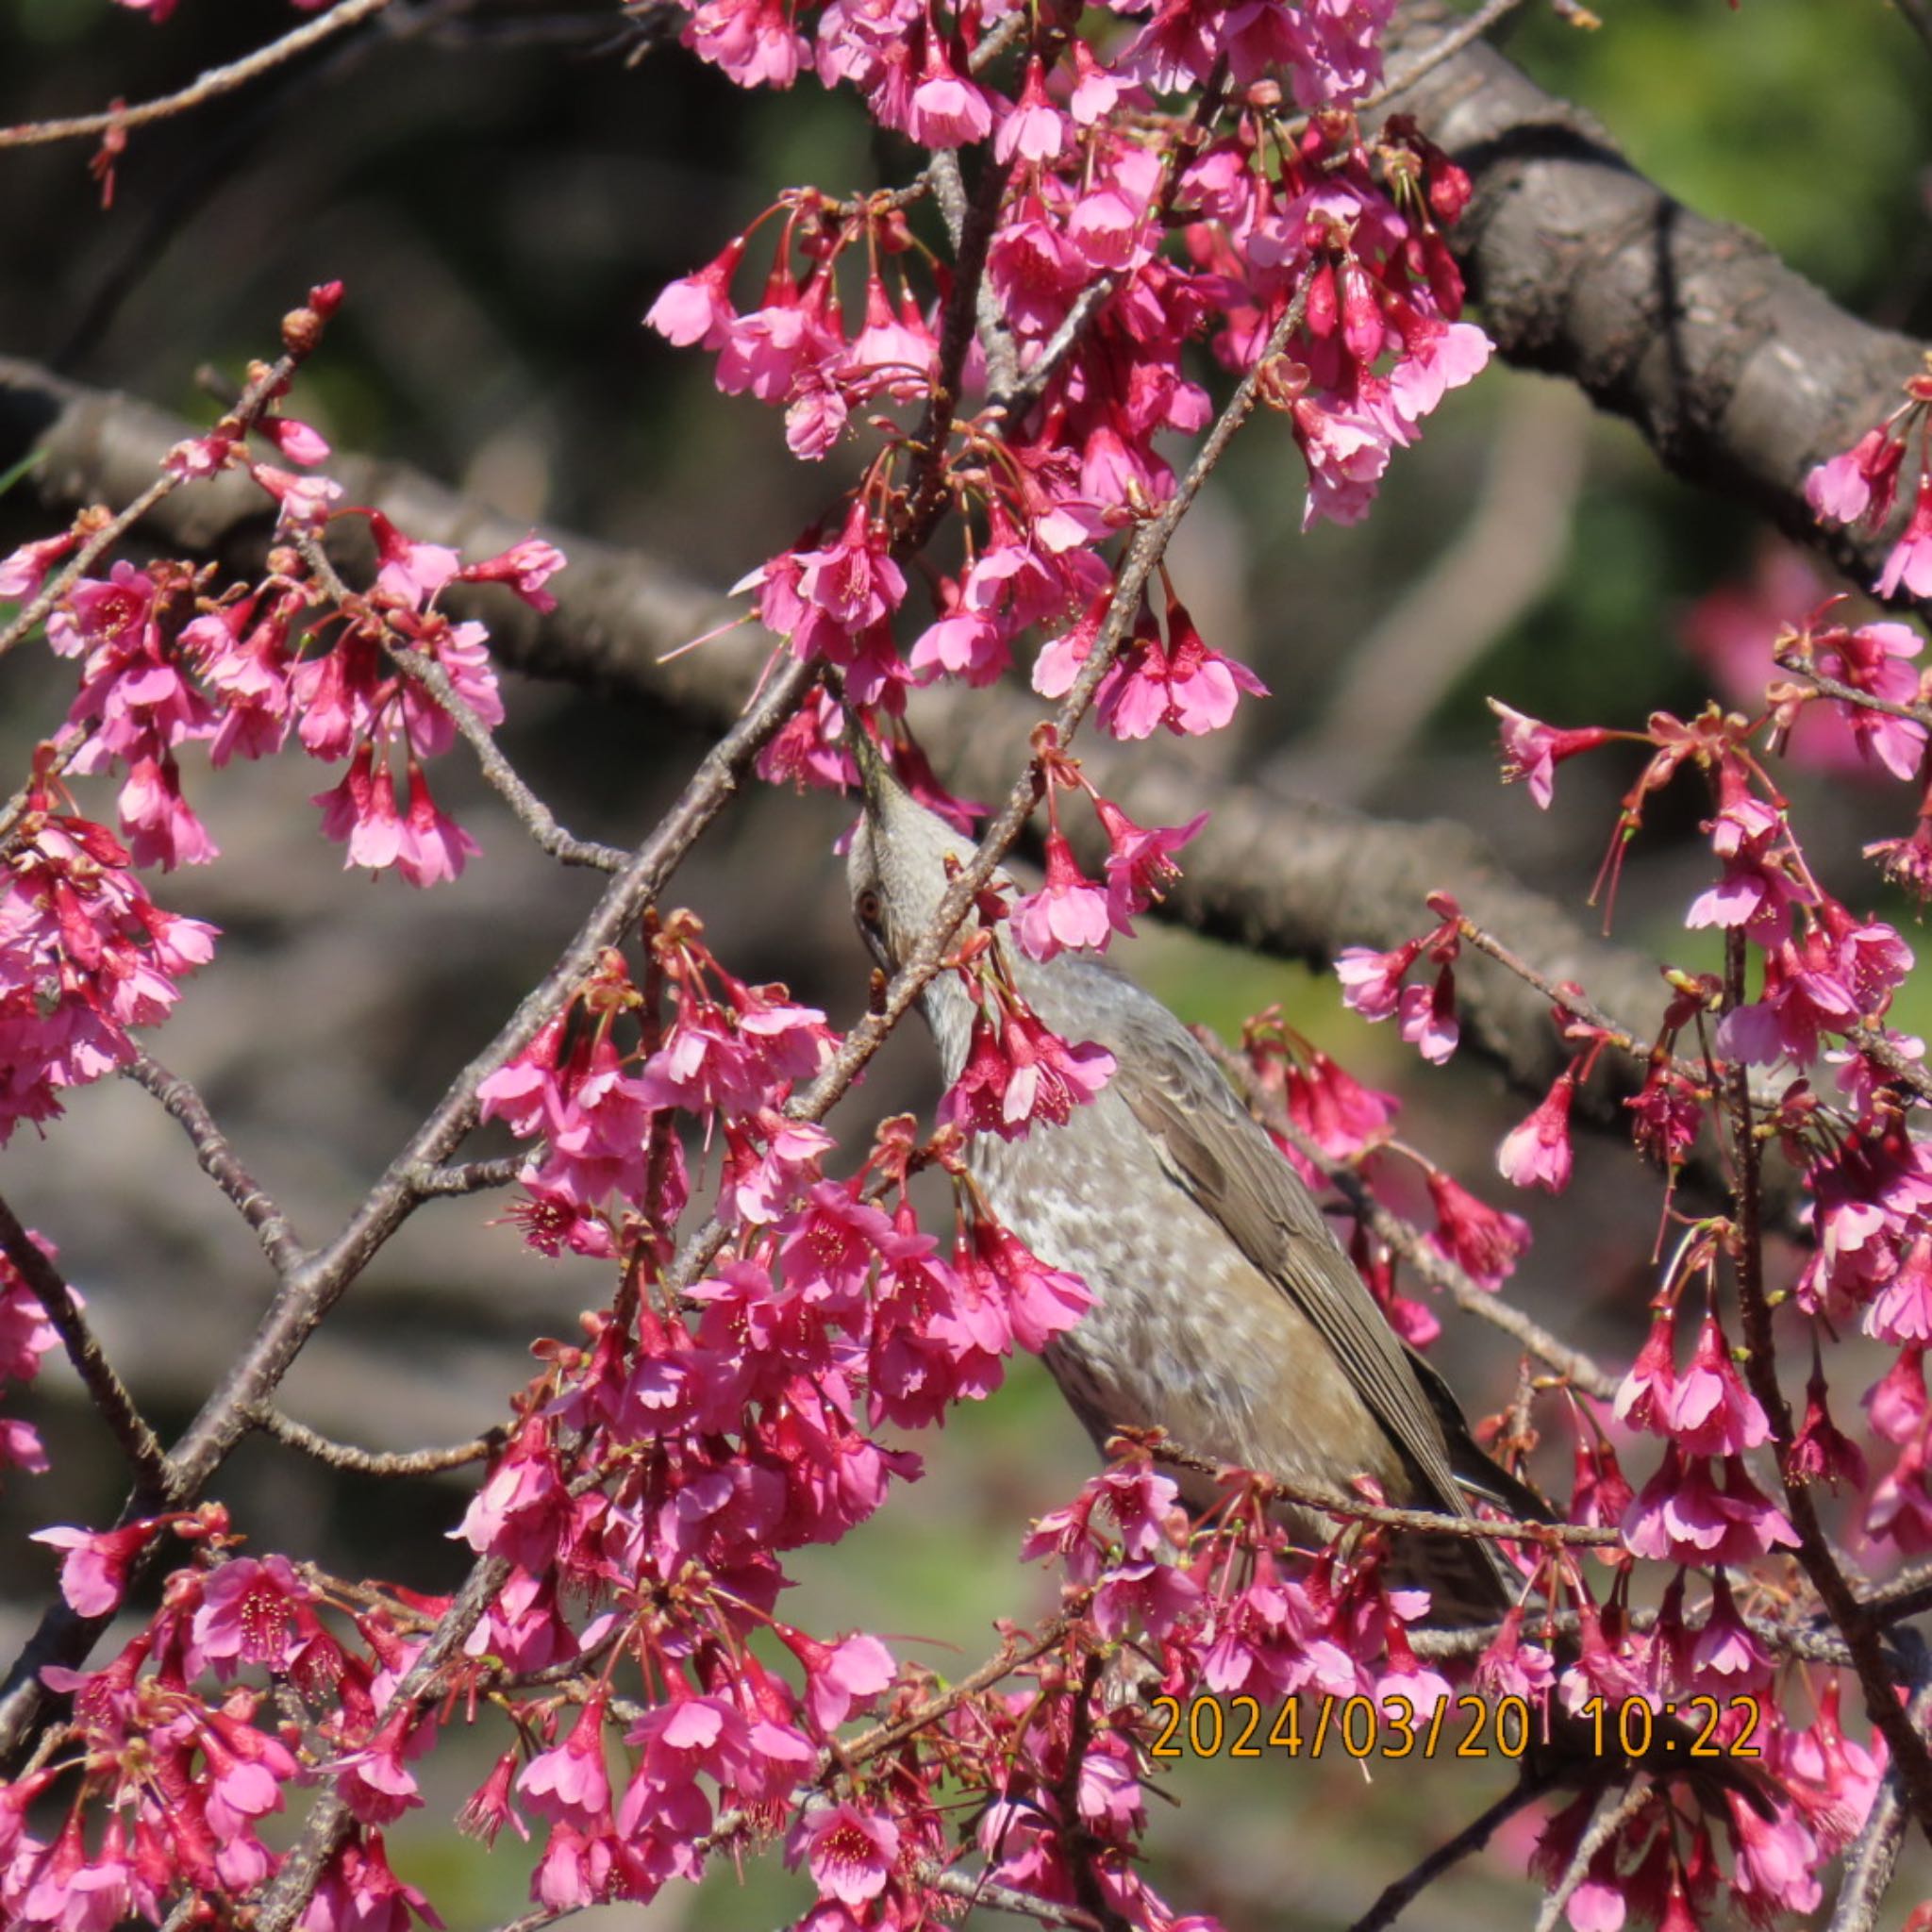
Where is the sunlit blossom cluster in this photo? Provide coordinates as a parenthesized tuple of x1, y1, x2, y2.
(2, 2, 1927, 1931)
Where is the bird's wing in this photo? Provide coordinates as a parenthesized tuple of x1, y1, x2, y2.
(1108, 997, 1481, 1520)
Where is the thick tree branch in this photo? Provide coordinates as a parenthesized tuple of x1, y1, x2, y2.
(0, 353, 1699, 1119)
(1379, 1, 1932, 610)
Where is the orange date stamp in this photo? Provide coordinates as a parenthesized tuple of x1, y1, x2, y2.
(1145, 1692, 1764, 1761)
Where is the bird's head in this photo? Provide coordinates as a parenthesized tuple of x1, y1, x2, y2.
(845, 729, 981, 978)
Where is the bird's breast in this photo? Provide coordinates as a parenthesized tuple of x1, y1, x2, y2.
(969, 1091, 1410, 1511)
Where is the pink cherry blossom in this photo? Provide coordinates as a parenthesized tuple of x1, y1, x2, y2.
(1876, 476, 1932, 598)
(1496, 1068, 1576, 1192)
(1806, 425, 1905, 527)
(29, 1519, 162, 1617)
(1012, 830, 1126, 959)
(794, 1800, 899, 1907)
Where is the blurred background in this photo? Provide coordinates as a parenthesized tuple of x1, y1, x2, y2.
(2, 0, 1932, 1924)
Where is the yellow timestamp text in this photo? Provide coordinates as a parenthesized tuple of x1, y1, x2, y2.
(1145, 1692, 1765, 1761)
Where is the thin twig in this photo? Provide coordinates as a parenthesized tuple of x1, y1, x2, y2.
(0, 322, 327, 685)
(123, 1051, 305, 1274)
(1358, 0, 1535, 113)
(250, 1406, 507, 1475)
(1456, 912, 1825, 1138)
(484, 1911, 580, 1932)
(906, 151, 1015, 542)
(991, 277, 1114, 421)
(0, 0, 395, 150)
(1347, 1769, 1557, 1932)
(254, 1551, 515, 1930)
(406, 1155, 526, 1196)
(1531, 1781, 1656, 1932)
(1867, 1564, 1932, 1624)
(838, 1616, 1076, 1768)
(1146, 1440, 1619, 1547)
(1055, 1652, 1134, 1932)
(0, 1191, 179, 1504)
(926, 1865, 1103, 1930)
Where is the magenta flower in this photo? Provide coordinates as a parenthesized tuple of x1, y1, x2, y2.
(517, 1698, 613, 1830)
(907, 42, 992, 148)
(1091, 1558, 1202, 1640)
(1613, 1310, 1678, 1437)
(645, 238, 745, 349)
(1283, 1046, 1397, 1158)
(1335, 937, 1423, 1021)
(329, 1707, 429, 1825)
(1496, 1067, 1576, 1192)
(1622, 1447, 1798, 1564)
(1396, 963, 1458, 1064)
(1099, 600, 1268, 741)
(1424, 1170, 1530, 1288)
(1013, 830, 1125, 960)
(1876, 476, 1932, 598)
(0, 529, 78, 600)
(1663, 1314, 1771, 1457)
(1817, 619, 1925, 777)
(938, 1001, 1114, 1141)
(1488, 699, 1614, 809)
(1805, 425, 1904, 527)
(682, 0, 808, 88)
(961, 1213, 1093, 1351)
(994, 58, 1066, 163)
(1093, 797, 1207, 919)
(29, 1519, 161, 1617)
(774, 1624, 895, 1732)
(795, 1800, 899, 1907)
(458, 536, 567, 613)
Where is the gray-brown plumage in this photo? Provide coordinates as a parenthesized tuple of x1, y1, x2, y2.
(846, 755, 1545, 1625)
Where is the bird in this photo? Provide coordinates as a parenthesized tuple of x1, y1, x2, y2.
(844, 745, 1546, 1627)
(844, 744, 1779, 1823)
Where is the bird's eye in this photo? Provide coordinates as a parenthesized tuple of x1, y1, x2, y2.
(857, 888, 883, 929)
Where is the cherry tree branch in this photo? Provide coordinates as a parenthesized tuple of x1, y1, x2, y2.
(1532, 1781, 1656, 1932)
(0, 333, 330, 671)
(1346, 1773, 1557, 1932)
(1828, 1653, 1932, 1932)
(248, 1405, 508, 1475)
(1377, 1, 1932, 618)
(406, 1154, 525, 1196)
(1357, 0, 1535, 114)
(1147, 1441, 1620, 1548)
(0, 353, 1715, 1124)
(122, 1050, 306, 1274)
(0, 1191, 178, 1504)
(0, 0, 396, 152)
